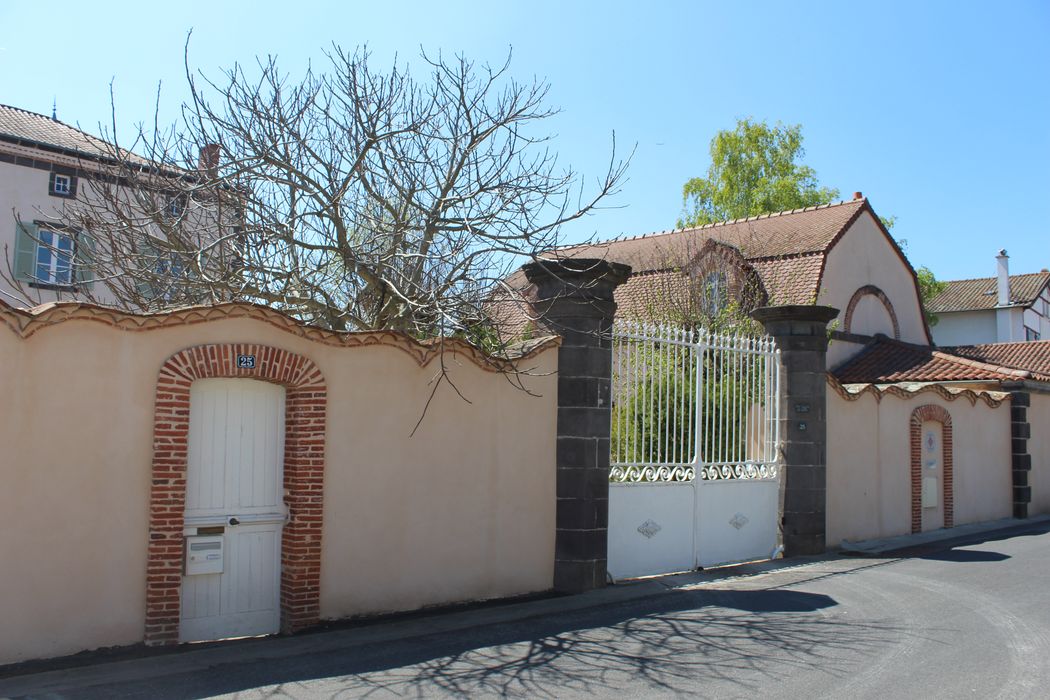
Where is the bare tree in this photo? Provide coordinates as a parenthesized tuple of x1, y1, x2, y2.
(5, 44, 629, 348)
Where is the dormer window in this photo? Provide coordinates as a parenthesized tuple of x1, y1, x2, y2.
(48, 172, 77, 198)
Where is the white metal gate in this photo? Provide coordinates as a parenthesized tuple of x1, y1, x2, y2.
(607, 320, 782, 580)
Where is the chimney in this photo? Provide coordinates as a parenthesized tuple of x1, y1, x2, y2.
(198, 143, 220, 178)
(996, 250, 1010, 307)
(852, 191, 863, 200)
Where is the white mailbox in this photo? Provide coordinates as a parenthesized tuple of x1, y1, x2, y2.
(922, 476, 939, 509)
(185, 535, 224, 575)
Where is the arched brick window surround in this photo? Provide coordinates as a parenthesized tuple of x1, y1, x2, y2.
(146, 343, 327, 646)
(910, 404, 953, 534)
(844, 285, 900, 339)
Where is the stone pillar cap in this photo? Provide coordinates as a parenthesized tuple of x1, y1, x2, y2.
(522, 257, 631, 285)
(751, 305, 840, 325)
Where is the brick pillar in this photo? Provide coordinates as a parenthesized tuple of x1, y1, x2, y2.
(751, 305, 839, 557)
(1010, 391, 1032, 519)
(522, 258, 631, 593)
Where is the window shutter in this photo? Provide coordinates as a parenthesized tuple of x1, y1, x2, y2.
(13, 221, 38, 281)
(75, 232, 96, 290)
(136, 240, 158, 300)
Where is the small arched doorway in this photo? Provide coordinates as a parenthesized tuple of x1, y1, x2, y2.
(910, 404, 954, 533)
(145, 343, 327, 646)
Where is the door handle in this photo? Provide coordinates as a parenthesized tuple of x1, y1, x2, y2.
(228, 517, 240, 526)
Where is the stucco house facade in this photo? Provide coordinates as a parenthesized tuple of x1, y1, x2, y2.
(0, 103, 229, 310)
(927, 253, 1050, 346)
(0, 104, 147, 306)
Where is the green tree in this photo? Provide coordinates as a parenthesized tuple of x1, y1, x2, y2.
(678, 118, 840, 228)
(915, 267, 948, 327)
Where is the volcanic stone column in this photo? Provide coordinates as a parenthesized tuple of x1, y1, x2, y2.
(752, 305, 839, 557)
(1009, 390, 1032, 519)
(522, 258, 631, 593)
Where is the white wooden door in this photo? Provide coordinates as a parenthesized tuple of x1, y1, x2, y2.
(181, 378, 286, 642)
(920, 420, 945, 532)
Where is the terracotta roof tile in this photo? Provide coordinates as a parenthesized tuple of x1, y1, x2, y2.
(835, 336, 1050, 384)
(946, 340, 1050, 379)
(0, 103, 152, 166)
(493, 199, 870, 335)
(555, 198, 866, 274)
(928, 272, 1050, 313)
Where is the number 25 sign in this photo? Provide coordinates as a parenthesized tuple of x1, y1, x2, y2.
(237, 354, 256, 369)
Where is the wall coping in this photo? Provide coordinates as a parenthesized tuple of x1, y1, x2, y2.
(828, 374, 1008, 408)
(0, 298, 558, 372)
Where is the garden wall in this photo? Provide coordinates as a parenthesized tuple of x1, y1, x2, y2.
(827, 381, 1012, 546)
(0, 300, 557, 665)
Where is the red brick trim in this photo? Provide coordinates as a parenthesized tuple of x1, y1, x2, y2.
(146, 343, 327, 646)
(844, 285, 900, 340)
(909, 404, 954, 534)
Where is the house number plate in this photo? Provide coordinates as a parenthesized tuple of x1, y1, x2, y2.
(237, 354, 256, 369)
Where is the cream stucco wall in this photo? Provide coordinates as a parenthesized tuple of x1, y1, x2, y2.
(818, 211, 929, 355)
(0, 305, 557, 664)
(827, 386, 1012, 545)
(930, 309, 1000, 346)
(1029, 393, 1050, 515)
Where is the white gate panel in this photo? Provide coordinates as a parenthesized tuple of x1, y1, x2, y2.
(608, 321, 782, 579)
(182, 379, 286, 643)
(696, 479, 780, 568)
(608, 484, 695, 580)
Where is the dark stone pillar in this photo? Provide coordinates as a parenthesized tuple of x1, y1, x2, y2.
(751, 305, 839, 557)
(1010, 391, 1032, 519)
(523, 258, 631, 593)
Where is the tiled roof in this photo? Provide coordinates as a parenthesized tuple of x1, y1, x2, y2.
(834, 336, 1050, 384)
(946, 340, 1050, 380)
(554, 198, 867, 274)
(495, 199, 873, 334)
(0, 103, 152, 166)
(927, 272, 1050, 313)
(749, 254, 826, 306)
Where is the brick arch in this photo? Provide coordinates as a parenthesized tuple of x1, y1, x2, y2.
(146, 343, 327, 646)
(910, 404, 953, 534)
(687, 239, 769, 310)
(844, 285, 900, 339)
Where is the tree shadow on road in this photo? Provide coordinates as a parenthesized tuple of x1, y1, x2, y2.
(74, 587, 914, 700)
(918, 548, 1010, 563)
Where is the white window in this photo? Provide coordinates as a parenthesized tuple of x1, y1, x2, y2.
(1026, 327, 1041, 342)
(53, 175, 71, 195)
(13, 221, 93, 289)
(167, 196, 185, 218)
(33, 229, 75, 285)
(34, 229, 76, 286)
(48, 172, 76, 197)
(700, 270, 728, 316)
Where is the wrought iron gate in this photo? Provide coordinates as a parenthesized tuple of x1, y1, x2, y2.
(607, 320, 783, 580)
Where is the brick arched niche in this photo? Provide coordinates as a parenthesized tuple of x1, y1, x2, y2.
(146, 343, 327, 646)
(909, 404, 954, 534)
(844, 285, 900, 339)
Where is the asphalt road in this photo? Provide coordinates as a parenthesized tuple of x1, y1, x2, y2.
(4, 522, 1050, 699)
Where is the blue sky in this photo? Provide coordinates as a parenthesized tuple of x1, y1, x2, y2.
(1, 0, 1047, 281)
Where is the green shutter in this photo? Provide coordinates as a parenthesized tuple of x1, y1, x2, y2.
(136, 239, 158, 300)
(75, 232, 96, 290)
(13, 221, 38, 282)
